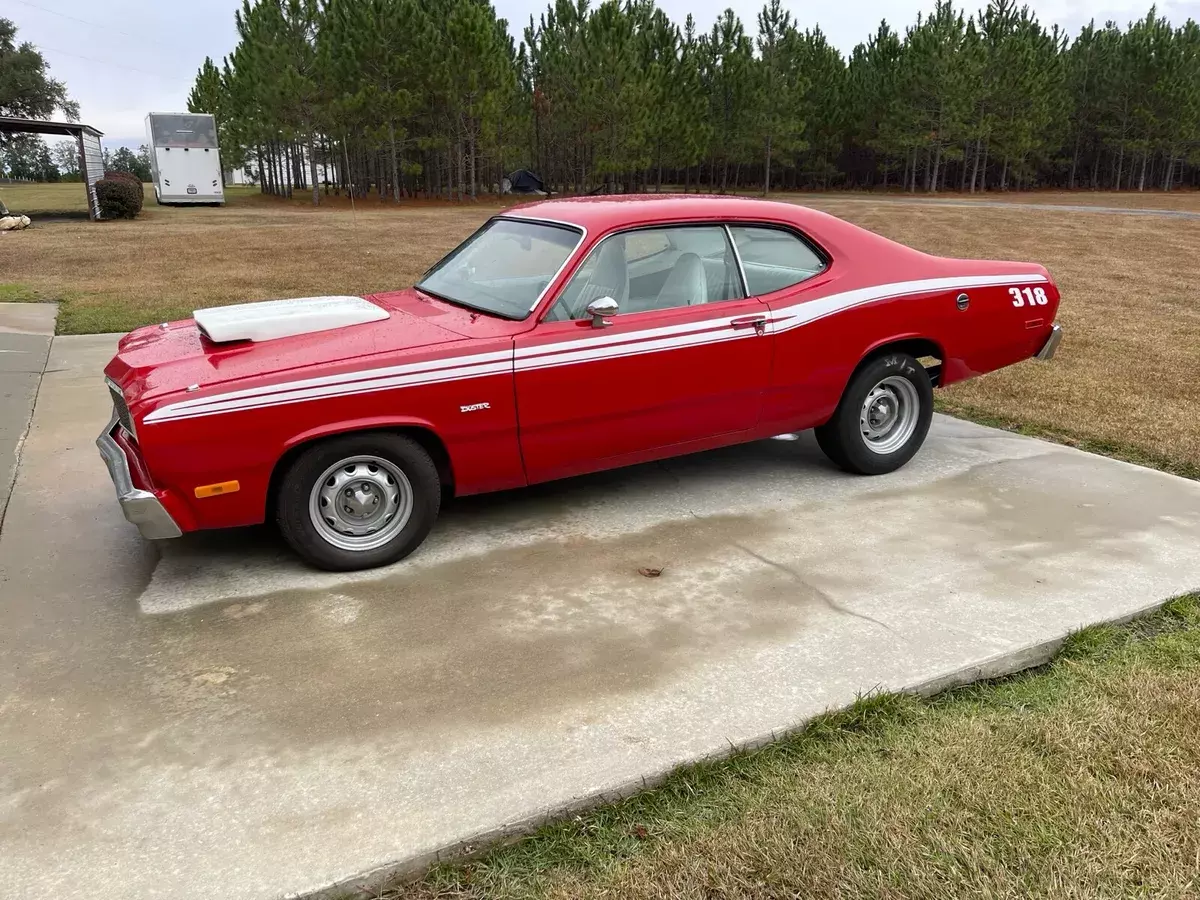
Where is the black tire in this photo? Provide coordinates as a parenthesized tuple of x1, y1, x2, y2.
(276, 432, 441, 571)
(814, 352, 933, 475)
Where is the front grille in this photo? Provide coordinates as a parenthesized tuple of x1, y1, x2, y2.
(108, 381, 136, 439)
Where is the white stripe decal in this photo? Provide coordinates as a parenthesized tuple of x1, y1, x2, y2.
(514, 315, 730, 358)
(769, 273, 1047, 333)
(144, 273, 1046, 423)
(146, 362, 513, 422)
(147, 364, 511, 422)
(143, 350, 510, 422)
(516, 326, 747, 370)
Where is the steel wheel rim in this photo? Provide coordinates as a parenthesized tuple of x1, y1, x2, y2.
(859, 376, 920, 455)
(308, 455, 413, 551)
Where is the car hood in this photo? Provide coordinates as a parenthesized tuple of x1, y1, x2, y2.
(105, 292, 469, 408)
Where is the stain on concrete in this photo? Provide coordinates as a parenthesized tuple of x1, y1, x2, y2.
(133, 511, 825, 751)
(103, 443, 1200, 767)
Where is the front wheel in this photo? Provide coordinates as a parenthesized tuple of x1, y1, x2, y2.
(815, 353, 933, 475)
(277, 433, 441, 571)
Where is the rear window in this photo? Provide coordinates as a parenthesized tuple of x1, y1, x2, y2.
(730, 226, 825, 295)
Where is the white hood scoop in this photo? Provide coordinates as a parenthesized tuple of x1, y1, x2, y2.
(193, 296, 389, 343)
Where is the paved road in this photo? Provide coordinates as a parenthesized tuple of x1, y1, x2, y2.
(0, 303, 56, 527)
(3, 334, 1200, 900)
(795, 194, 1200, 219)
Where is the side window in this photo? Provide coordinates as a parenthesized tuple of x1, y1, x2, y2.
(546, 225, 744, 321)
(729, 226, 826, 296)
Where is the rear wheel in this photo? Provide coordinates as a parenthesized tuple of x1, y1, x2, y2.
(815, 353, 933, 475)
(277, 433, 440, 571)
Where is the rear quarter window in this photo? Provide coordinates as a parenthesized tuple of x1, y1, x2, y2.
(730, 226, 826, 295)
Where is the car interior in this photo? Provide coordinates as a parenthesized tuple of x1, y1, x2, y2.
(423, 220, 828, 323)
(545, 224, 826, 321)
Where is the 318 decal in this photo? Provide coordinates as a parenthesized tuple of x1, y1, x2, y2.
(1010, 286, 1049, 307)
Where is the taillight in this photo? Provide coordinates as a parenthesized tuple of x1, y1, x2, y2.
(106, 379, 137, 440)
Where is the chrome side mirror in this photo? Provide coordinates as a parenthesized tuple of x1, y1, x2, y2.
(585, 296, 618, 329)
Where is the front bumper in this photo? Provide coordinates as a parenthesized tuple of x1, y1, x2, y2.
(1036, 323, 1063, 361)
(96, 415, 182, 540)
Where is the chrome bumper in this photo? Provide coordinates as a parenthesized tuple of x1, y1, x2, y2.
(1036, 323, 1063, 361)
(96, 415, 182, 540)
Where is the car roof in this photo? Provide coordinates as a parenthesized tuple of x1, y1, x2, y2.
(504, 194, 819, 234)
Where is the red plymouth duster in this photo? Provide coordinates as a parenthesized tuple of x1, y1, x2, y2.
(99, 196, 1062, 570)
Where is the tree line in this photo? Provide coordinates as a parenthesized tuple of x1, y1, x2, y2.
(192, 0, 1200, 199)
(0, 139, 150, 183)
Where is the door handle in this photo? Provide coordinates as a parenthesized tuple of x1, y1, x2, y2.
(730, 315, 768, 336)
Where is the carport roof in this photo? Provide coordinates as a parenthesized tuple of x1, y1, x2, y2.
(0, 115, 103, 138)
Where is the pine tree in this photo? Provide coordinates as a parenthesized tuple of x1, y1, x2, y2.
(755, 0, 807, 194)
(192, 0, 1200, 200)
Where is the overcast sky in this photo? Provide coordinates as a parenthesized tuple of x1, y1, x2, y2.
(8, 0, 1200, 149)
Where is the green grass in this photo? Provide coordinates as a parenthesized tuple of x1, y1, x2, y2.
(0, 180, 95, 215)
(0, 283, 41, 303)
(389, 594, 1200, 900)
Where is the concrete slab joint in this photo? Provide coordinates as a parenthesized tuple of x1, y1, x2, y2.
(0, 302, 57, 529)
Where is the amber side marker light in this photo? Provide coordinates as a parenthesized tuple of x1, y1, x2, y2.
(195, 480, 240, 499)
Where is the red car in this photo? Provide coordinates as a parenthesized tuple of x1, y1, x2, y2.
(99, 196, 1062, 570)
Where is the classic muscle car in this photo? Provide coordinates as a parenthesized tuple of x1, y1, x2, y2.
(99, 196, 1062, 570)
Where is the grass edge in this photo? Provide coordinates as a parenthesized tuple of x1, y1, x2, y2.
(330, 591, 1200, 900)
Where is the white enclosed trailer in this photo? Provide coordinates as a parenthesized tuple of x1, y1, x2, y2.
(145, 112, 224, 205)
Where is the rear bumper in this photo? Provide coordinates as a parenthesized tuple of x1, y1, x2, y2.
(158, 196, 223, 204)
(1036, 323, 1063, 361)
(96, 415, 182, 540)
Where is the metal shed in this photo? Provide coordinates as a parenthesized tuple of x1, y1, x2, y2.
(0, 116, 105, 219)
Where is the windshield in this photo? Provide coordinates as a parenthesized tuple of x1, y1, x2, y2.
(416, 218, 582, 320)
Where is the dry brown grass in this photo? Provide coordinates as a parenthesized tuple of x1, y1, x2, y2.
(3, 185, 1198, 473)
(396, 597, 1200, 900)
(788, 189, 1200, 211)
(0, 183, 502, 333)
(944, 189, 1200, 210)
(796, 198, 1200, 475)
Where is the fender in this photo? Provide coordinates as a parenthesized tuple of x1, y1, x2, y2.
(855, 332, 946, 385)
(857, 332, 945, 365)
(282, 414, 444, 452)
(792, 332, 944, 433)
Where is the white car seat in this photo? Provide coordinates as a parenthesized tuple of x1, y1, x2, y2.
(655, 252, 707, 309)
(572, 238, 628, 315)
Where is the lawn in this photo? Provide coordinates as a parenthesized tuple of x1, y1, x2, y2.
(1, 179, 95, 215)
(4, 183, 1200, 896)
(0, 180, 260, 216)
(392, 594, 1200, 900)
(791, 188, 1200, 211)
(2, 182, 1198, 476)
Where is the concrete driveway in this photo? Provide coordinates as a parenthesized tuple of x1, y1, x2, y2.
(0, 302, 56, 525)
(3, 333, 1200, 900)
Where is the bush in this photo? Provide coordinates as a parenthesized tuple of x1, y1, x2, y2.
(104, 169, 145, 199)
(95, 177, 143, 219)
